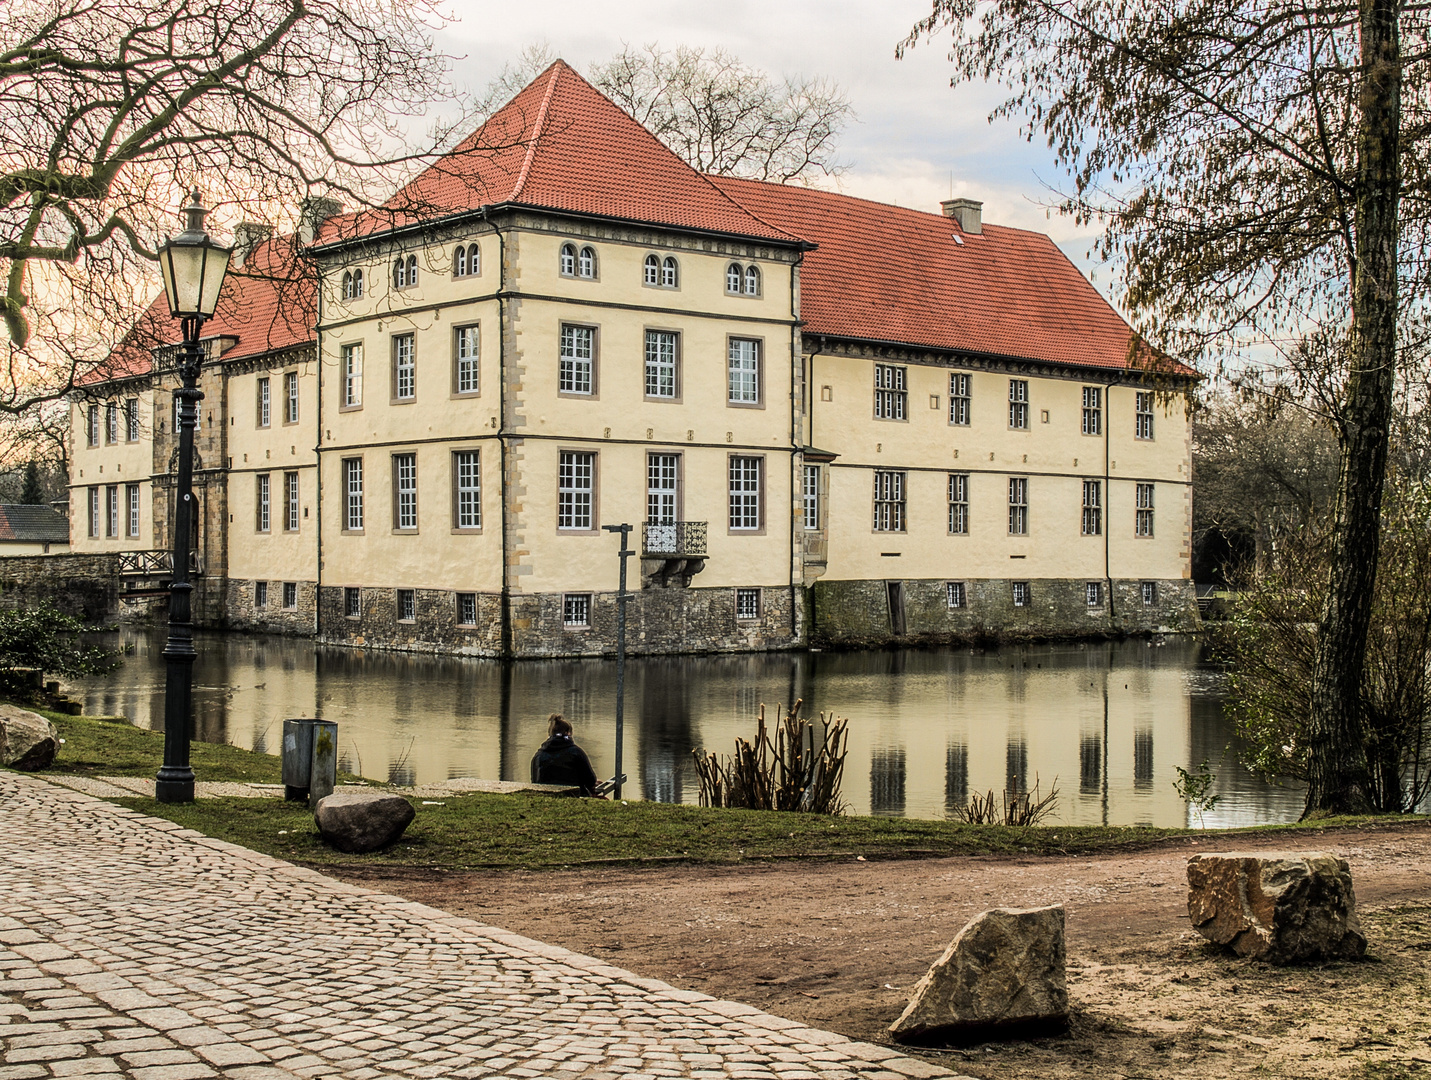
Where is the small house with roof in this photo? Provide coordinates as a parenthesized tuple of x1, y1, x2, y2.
(0, 505, 70, 555)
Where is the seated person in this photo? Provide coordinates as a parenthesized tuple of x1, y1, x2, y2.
(530, 713, 598, 796)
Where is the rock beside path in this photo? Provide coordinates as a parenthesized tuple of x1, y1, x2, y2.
(315, 790, 415, 853)
(890, 904, 1068, 1043)
(0, 704, 58, 771)
(1187, 851, 1366, 964)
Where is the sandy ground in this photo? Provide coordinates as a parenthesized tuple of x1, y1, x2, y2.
(335, 821, 1431, 1079)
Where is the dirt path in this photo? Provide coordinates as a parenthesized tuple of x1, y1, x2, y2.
(336, 822, 1431, 1079)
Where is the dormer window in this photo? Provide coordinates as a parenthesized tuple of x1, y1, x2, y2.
(342, 269, 364, 300)
(562, 243, 597, 279)
(662, 257, 678, 288)
(454, 243, 480, 278)
(727, 262, 761, 297)
(644, 254, 660, 285)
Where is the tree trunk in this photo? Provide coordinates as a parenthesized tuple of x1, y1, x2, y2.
(1304, 0, 1401, 818)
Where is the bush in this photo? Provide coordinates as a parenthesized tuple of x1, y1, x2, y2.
(692, 699, 849, 814)
(0, 603, 118, 681)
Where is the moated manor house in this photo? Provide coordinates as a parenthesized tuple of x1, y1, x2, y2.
(66, 62, 1197, 657)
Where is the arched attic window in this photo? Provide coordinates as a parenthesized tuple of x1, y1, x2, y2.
(393, 258, 406, 289)
(644, 254, 660, 286)
(744, 264, 760, 296)
(454, 246, 467, 277)
(467, 243, 480, 275)
(560, 243, 577, 276)
(577, 246, 596, 279)
(661, 257, 678, 288)
(342, 271, 353, 299)
(726, 262, 742, 293)
(352, 268, 363, 297)
(406, 254, 418, 284)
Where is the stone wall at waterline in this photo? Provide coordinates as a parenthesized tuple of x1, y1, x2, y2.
(0, 553, 120, 622)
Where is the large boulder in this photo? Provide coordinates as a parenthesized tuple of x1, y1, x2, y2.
(890, 905, 1068, 1043)
(314, 791, 415, 853)
(0, 704, 58, 771)
(1187, 851, 1366, 964)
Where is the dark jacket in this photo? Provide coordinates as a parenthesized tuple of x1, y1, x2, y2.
(530, 734, 598, 796)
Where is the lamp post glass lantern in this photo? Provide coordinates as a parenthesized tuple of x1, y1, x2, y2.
(155, 189, 231, 804)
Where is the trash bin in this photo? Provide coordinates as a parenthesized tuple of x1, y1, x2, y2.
(282, 718, 338, 805)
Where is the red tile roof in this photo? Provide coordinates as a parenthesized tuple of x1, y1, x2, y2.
(0, 504, 69, 544)
(319, 61, 798, 246)
(712, 176, 1185, 375)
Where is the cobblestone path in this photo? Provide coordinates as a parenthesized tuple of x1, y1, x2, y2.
(0, 774, 962, 1080)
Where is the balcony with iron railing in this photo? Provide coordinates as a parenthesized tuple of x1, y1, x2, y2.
(641, 521, 707, 588)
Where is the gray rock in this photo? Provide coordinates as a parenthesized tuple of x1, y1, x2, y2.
(314, 791, 415, 853)
(1187, 851, 1366, 963)
(0, 704, 58, 771)
(890, 905, 1068, 1043)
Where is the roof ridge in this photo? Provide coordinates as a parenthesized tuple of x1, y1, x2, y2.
(511, 62, 563, 203)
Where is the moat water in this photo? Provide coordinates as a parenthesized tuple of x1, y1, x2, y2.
(65, 630, 1302, 828)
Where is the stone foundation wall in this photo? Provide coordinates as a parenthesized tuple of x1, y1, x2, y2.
(225, 578, 319, 635)
(317, 586, 504, 656)
(0, 553, 119, 622)
(812, 577, 1199, 647)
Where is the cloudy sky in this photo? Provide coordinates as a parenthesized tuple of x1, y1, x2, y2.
(439, 0, 1114, 296)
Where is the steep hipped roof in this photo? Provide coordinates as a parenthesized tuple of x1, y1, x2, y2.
(0, 504, 69, 544)
(319, 61, 798, 246)
(713, 177, 1183, 375)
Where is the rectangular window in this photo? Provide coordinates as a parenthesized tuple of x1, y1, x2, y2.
(254, 580, 268, 608)
(105, 404, 118, 444)
(125, 398, 139, 441)
(646, 453, 679, 526)
(86, 405, 99, 447)
(874, 364, 907, 420)
(105, 485, 118, 538)
(457, 592, 477, 625)
(1009, 379, 1029, 429)
(1136, 482, 1155, 536)
(1082, 386, 1102, 435)
(455, 325, 479, 394)
(559, 325, 594, 395)
(873, 471, 906, 532)
(256, 473, 270, 533)
(343, 458, 363, 531)
(283, 581, 298, 610)
(947, 581, 967, 609)
(802, 465, 821, 530)
(728, 456, 762, 531)
(393, 334, 415, 401)
(563, 593, 591, 627)
(1136, 391, 1155, 439)
(1142, 581, 1159, 605)
(87, 487, 99, 537)
(257, 377, 271, 427)
(454, 450, 481, 529)
(644, 330, 678, 399)
(558, 451, 595, 530)
(397, 588, 415, 621)
(948, 473, 969, 535)
(949, 373, 971, 425)
(1012, 581, 1031, 607)
(344, 587, 361, 618)
(284, 472, 300, 531)
(1081, 479, 1102, 536)
(126, 485, 140, 538)
(393, 453, 417, 530)
(1087, 581, 1103, 607)
(1008, 476, 1028, 535)
(284, 371, 299, 424)
(342, 343, 363, 407)
(735, 587, 761, 620)
(728, 338, 760, 404)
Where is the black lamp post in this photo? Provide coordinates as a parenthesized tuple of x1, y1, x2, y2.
(154, 190, 231, 804)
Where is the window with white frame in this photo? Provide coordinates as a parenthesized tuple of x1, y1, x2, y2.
(743, 265, 760, 296)
(559, 325, 594, 395)
(397, 589, 415, 621)
(255, 581, 268, 608)
(87, 487, 99, 537)
(105, 485, 118, 538)
(802, 464, 820, 530)
(728, 456, 762, 530)
(454, 450, 480, 529)
(342, 268, 364, 299)
(578, 246, 596, 278)
(558, 451, 595, 530)
(1141, 580, 1159, 605)
(457, 592, 477, 625)
(126, 485, 140, 538)
(948, 472, 969, 534)
(393, 334, 415, 400)
(560, 243, 577, 276)
(874, 364, 907, 420)
(947, 581, 967, 609)
(1136, 483, 1155, 536)
(392, 257, 405, 289)
(454, 244, 480, 277)
(1086, 581, 1103, 606)
(105, 403, 118, 444)
(257, 377, 270, 427)
(564, 593, 592, 627)
(284, 472, 299, 531)
(256, 473, 270, 532)
(1082, 386, 1102, 435)
(644, 254, 660, 285)
(1136, 391, 1155, 439)
(343, 458, 363, 530)
(647, 453, 678, 525)
(284, 371, 299, 424)
(283, 582, 298, 609)
(735, 588, 761, 620)
(950, 373, 971, 425)
(1012, 581, 1031, 607)
(393, 453, 417, 530)
(344, 587, 361, 618)
(662, 256, 678, 288)
(455, 325, 479, 394)
(873, 470, 906, 531)
(728, 338, 759, 404)
(644, 330, 678, 398)
(1008, 476, 1028, 535)
(726, 262, 742, 293)
(1082, 479, 1102, 536)
(125, 398, 139, 441)
(1009, 379, 1029, 429)
(406, 255, 418, 285)
(342, 343, 362, 407)
(86, 405, 99, 447)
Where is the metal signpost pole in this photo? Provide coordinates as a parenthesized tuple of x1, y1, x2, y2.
(602, 523, 633, 799)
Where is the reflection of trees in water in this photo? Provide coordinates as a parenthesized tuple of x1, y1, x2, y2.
(870, 746, 906, 815)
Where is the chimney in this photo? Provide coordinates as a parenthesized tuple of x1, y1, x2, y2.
(298, 196, 343, 245)
(941, 198, 983, 235)
(230, 222, 274, 269)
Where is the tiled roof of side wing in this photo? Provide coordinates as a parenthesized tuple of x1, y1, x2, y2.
(0, 505, 69, 543)
(711, 177, 1192, 375)
(319, 61, 799, 245)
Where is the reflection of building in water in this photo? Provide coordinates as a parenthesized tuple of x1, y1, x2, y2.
(1134, 726, 1155, 790)
(945, 743, 968, 813)
(1005, 738, 1029, 795)
(870, 747, 907, 816)
(637, 661, 695, 804)
(1079, 733, 1102, 795)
